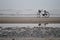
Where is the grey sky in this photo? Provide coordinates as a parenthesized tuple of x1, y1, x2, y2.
(0, 0, 60, 9)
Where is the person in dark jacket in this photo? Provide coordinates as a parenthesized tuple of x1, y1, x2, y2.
(37, 10, 41, 18)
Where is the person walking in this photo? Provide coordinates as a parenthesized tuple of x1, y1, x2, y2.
(37, 10, 41, 18)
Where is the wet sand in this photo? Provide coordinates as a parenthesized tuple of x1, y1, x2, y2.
(0, 17, 60, 23)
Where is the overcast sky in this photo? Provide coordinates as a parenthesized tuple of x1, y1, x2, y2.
(0, 0, 60, 27)
(0, 0, 60, 9)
